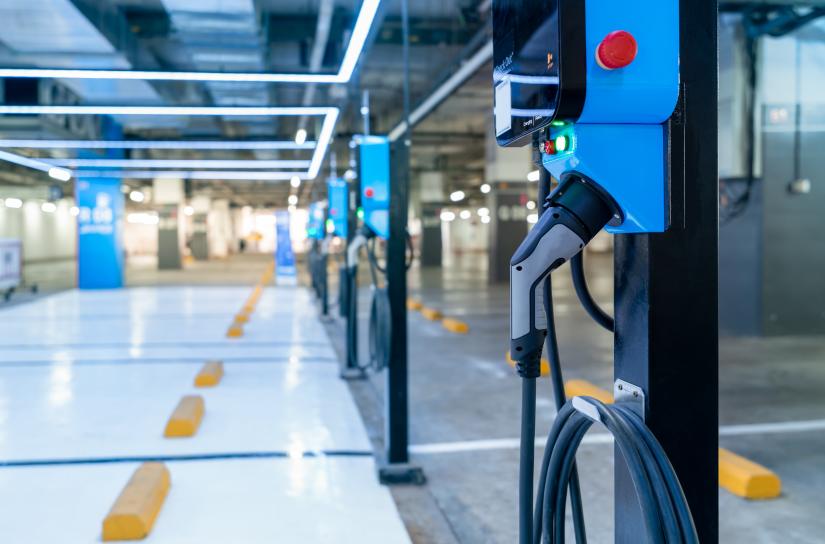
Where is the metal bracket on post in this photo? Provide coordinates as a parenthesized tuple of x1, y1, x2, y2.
(614, 379, 645, 420)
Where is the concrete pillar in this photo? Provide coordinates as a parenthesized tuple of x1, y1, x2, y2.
(153, 178, 185, 270)
(190, 195, 210, 261)
(208, 199, 232, 258)
(418, 172, 445, 267)
(485, 118, 533, 283)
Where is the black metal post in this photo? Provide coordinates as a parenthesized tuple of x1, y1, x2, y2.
(378, 0, 424, 485)
(614, 1, 719, 542)
(343, 173, 363, 379)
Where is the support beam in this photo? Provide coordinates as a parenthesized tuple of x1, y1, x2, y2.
(613, 1, 719, 542)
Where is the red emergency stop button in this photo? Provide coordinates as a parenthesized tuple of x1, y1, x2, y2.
(365, 187, 374, 198)
(596, 31, 638, 70)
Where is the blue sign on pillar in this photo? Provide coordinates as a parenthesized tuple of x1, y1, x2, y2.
(275, 211, 297, 285)
(76, 178, 124, 289)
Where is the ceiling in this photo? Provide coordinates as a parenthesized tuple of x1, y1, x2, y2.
(0, 0, 491, 207)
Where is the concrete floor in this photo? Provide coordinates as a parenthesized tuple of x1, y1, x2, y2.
(5, 251, 825, 543)
(0, 270, 410, 543)
(323, 250, 825, 544)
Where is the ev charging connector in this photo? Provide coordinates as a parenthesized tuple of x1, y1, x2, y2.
(509, 178, 617, 378)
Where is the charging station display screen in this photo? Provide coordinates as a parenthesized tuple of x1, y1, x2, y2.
(493, 0, 584, 146)
(493, 0, 561, 146)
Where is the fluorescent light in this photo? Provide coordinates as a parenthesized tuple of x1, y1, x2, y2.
(0, 105, 335, 116)
(4, 198, 22, 209)
(527, 213, 539, 224)
(0, 108, 340, 182)
(288, 195, 299, 206)
(0, 139, 317, 150)
(291, 176, 302, 188)
(48, 159, 311, 170)
(480, 183, 491, 194)
(477, 207, 490, 217)
(526, 200, 537, 210)
(184, 206, 195, 216)
(295, 129, 308, 146)
(449, 190, 465, 202)
(481, 215, 491, 224)
(70, 206, 79, 216)
(129, 191, 145, 203)
(527, 170, 541, 182)
(75, 170, 311, 181)
(440, 210, 456, 222)
(0, 0, 381, 84)
(344, 169, 357, 181)
(41, 202, 57, 213)
(48, 167, 72, 181)
(0, 149, 71, 180)
(338, 0, 381, 82)
(308, 109, 340, 178)
(459, 210, 472, 220)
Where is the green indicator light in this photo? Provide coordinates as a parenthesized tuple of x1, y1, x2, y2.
(356, 207, 364, 220)
(554, 135, 569, 152)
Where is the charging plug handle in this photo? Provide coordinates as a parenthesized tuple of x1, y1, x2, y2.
(510, 178, 614, 377)
(346, 226, 375, 270)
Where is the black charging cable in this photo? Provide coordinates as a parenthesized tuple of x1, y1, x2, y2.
(347, 232, 414, 372)
(533, 400, 698, 543)
(570, 252, 614, 332)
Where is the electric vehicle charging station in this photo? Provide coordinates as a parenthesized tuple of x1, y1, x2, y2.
(328, 177, 350, 318)
(306, 201, 329, 316)
(344, 136, 393, 378)
(494, 1, 718, 542)
(341, 134, 422, 484)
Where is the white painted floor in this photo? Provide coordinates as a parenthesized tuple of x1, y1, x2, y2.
(0, 286, 411, 543)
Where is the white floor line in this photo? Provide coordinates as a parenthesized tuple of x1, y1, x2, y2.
(410, 418, 825, 455)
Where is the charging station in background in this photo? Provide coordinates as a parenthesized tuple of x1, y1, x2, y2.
(306, 201, 326, 240)
(327, 178, 349, 239)
(359, 136, 391, 240)
(494, 0, 678, 233)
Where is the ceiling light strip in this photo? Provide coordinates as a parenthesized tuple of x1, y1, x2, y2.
(0, 106, 336, 116)
(47, 159, 312, 169)
(0, 140, 317, 150)
(0, 149, 71, 181)
(72, 170, 309, 181)
(0, 0, 380, 84)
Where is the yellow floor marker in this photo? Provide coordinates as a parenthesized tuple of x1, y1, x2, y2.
(719, 448, 782, 499)
(243, 304, 255, 314)
(164, 395, 205, 438)
(102, 463, 170, 541)
(234, 312, 250, 324)
(407, 298, 423, 311)
(442, 318, 470, 334)
(194, 361, 224, 388)
(505, 352, 551, 376)
(226, 325, 243, 338)
(564, 380, 616, 404)
(420, 307, 444, 321)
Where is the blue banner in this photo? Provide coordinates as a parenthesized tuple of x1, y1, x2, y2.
(76, 177, 124, 289)
(275, 211, 297, 284)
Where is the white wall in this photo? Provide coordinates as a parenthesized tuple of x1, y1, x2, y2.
(0, 198, 76, 262)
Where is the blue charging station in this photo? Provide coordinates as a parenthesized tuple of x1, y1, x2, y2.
(359, 136, 391, 240)
(306, 201, 326, 240)
(494, 0, 678, 233)
(327, 178, 349, 239)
